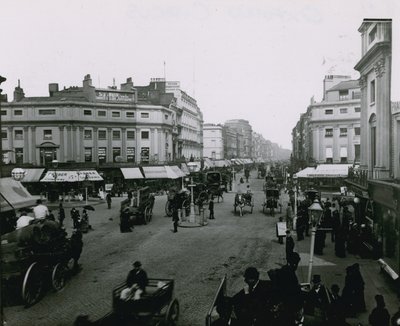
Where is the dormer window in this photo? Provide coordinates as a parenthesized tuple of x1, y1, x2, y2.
(339, 90, 349, 101)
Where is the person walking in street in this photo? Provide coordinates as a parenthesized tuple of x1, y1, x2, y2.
(369, 294, 390, 326)
(106, 192, 112, 209)
(342, 263, 366, 316)
(33, 199, 49, 219)
(47, 210, 55, 221)
(171, 194, 179, 233)
(70, 207, 81, 230)
(58, 202, 65, 227)
(285, 230, 295, 263)
(286, 203, 293, 230)
(327, 284, 348, 325)
(209, 197, 215, 219)
(331, 204, 340, 242)
(70, 229, 83, 272)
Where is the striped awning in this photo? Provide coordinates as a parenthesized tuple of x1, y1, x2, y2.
(0, 178, 36, 212)
(41, 170, 103, 182)
(120, 168, 144, 179)
(169, 165, 186, 177)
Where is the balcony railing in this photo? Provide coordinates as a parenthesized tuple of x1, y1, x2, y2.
(347, 166, 369, 188)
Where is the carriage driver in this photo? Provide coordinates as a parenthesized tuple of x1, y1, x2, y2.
(120, 261, 148, 301)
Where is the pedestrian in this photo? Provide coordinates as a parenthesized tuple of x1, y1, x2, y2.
(33, 199, 49, 219)
(304, 275, 330, 319)
(120, 207, 133, 233)
(314, 228, 324, 255)
(277, 216, 285, 244)
(285, 230, 295, 263)
(296, 208, 305, 241)
(106, 192, 112, 209)
(209, 197, 215, 219)
(120, 261, 148, 301)
(335, 228, 347, 258)
(70, 229, 83, 272)
(331, 204, 340, 242)
(327, 284, 348, 325)
(287, 251, 300, 271)
(58, 202, 65, 227)
(71, 207, 81, 230)
(286, 203, 293, 230)
(369, 294, 390, 326)
(342, 263, 366, 316)
(171, 195, 179, 233)
(47, 210, 55, 221)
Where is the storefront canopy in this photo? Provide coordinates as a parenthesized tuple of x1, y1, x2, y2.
(294, 167, 316, 178)
(169, 165, 186, 178)
(40, 170, 103, 182)
(203, 158, 214, 168)
(308, 164, 352, 178)
(21, 168, 45, 182)
(180, 163, 190, 175)
(0, 178, 36, 212)
(120, 168, 144, 179)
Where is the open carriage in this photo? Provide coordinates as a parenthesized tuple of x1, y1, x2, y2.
(107, 278, 179, 326)
(233, 192, 254, 217)
(1, 220, 79, 307)
(263, 188, 281, 216)
(120, 187, 156, 225)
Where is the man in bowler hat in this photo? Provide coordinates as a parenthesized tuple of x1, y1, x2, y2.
(120, 261, 148, 301)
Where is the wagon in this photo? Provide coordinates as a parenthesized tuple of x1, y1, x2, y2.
(263, 188, 281, 216)
(111, 278, 179, 326)
(233, 192, 254, 217)
(1, 220, 77, 307)
(165, 190, 190, 218)
(121, 187, 155, 225)
(205, 171, 224, 202)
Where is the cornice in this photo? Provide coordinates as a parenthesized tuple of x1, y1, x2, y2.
(354, 41, 391, 72)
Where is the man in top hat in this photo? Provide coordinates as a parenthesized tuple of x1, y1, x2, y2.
(120, 261, 148, 301)
(305, 275, 330, 318)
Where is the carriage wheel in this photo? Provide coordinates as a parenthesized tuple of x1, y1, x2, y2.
(234, 204, 237, 213)
(145, 206, 152, 223)
(22, 262, 43, 307)
(199, 191, 209, 204)
(51, 263, 66, 291)
(143, 206, 149, 225)
(164, 299, 179, 326)
(165, 201, 173, 217)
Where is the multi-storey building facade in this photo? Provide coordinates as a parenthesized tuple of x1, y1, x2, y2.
(222, 126, 238, 159)
(203, 124, 224, 159)
(309, 79, 361, 164)
(224, 119, 252, 158)
(1, 75, 176, 166)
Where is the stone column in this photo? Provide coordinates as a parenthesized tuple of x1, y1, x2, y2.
(107, 127, 112, 163)
(359, 75, 368, 169)
(121, 128, 127, 161)
(347, 125, 353, 162)
(333, 125, 339, 162)
(59, 125, 65, 162)
(23, 127, 29, 163)
(158, 130, 162, 162)
(8, 127, 13, 163)
(71, 126, 77, 161)
(31, 127, 37, 165)
(93, 127, 98, 163)
(76, 126, 82, 162)
(66, 126, 72, 162)
(375, 56, 390, 171)
(150, 129, 155, 161)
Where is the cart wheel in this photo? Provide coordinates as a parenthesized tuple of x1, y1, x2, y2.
(22, 262, 43, 307)
(165, 201, 173, 217)
(145, 206, 152, 223)
(199, 191, 209, 204)
(164, 299, 179, 326)
(51, 263, 66, 291)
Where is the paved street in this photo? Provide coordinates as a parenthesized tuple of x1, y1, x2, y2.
(4, 171, 399, 326)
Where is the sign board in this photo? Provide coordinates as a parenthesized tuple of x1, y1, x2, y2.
(95, 90, 134, 102)
(276, 222, 287, 237)
(141, 147, 150, 163)
(105, 184, 114, 191)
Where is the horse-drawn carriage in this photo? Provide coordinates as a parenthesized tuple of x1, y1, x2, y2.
(263, 188, 281, 216)
(120, 187, 155, 225)
(165, 189, 191, 218)
(205, 171, 224, 202)
(1, 220, 80, 307)
(233, 187, 254, 217)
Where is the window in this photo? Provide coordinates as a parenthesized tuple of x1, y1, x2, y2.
(112, 130, 121, 140)
(370, 80, 376, 103)
(141, 131, 149, 139)
(1, 110, 6, 115)
(369, 25, 377, 44)
(98, 130, 107, 140)
(339, 90, 349, 101)
(15, 148, 23, 164)
(13, 110, 23, 116)
(112, 111, 120, 118)
(340, 128, 347, 137)
(39, 109, 56, 115)
(340, 147, 348, 163)
(84, 110, 92, 116)
(126, 111, 135, 118)
(325, 147, 333, 163)
(325, 109, 333, 115)
(84, 148, 92, 162)
(141, 112, 149, 118)
(98, 110, 106, 117)
(325, 128, 333, 137)
(165, 114, 169, 120)
(141, 147, 149, 163)
(1, 130, 7, 139)
(84, 129, 92, 140)
(354, 144, 361, 163)
(43, 129, 52, 140)
(98, 147, 107, 164)
(340, 108, 348, 114)
(127, 147, 135, 163)
(14, 130, 23, 140)
(354, 127, 361, 136)
(127, 131, 135, 139)
(113, 147, 121, 162)
(354, 107, 361, 113)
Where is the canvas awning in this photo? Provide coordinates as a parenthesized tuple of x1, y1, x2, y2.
(40, 170, 103, 182)
(180, 163, 190, 175)
(294, 167, 316, 178)
(214, 160, 229, 168)
(142, 166, 168, 179)
(308, 164, 352, 178)
(169, 165, 186, 177)
(203, 158, 214, 168)
(0, 178, 36, 212)
(120, 168, 144, 179)
(21, 168, 45, 182)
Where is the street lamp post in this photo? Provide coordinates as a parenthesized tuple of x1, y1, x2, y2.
(231, 168, 236, 192)
(187, 163, 197, 223)
(307, 199, 324, 284)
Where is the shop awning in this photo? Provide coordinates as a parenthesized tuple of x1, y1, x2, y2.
(0, 178, 36, 212)
(308, 164, 352, 178)
(203, 158, 214, 168)
(40, 170, 103, 182)
(120, 168, 144, 179)
(21, 168, 45, 182)
(180, 163, 190, 175)
(214, 160, 229, 168)
(169, 165, 186, 177)
(294, 167, 316, 178)
(142, 166, 168, 179)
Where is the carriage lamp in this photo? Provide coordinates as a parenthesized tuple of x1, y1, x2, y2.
(11, 167, 26, 181)
(307, 199, 324, 284)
